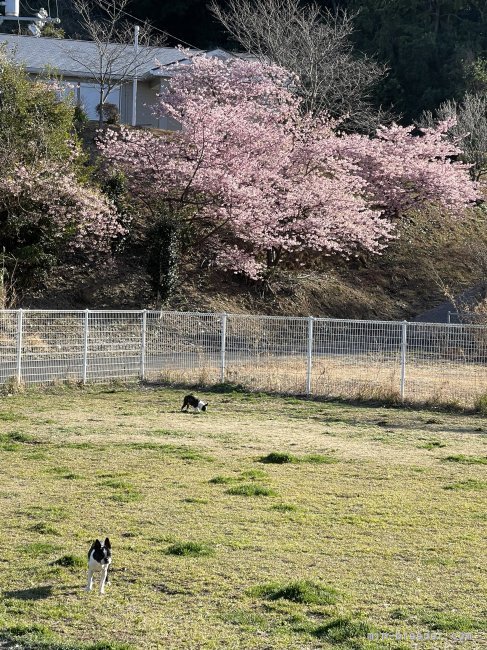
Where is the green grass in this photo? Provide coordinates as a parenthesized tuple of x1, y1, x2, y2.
(52, 555, 85, 568)
(209, 475, 236, 484)
(313, 616, 373, 642)
(418, 440, 446, 450)
(419, 610, 486, 631)
(260, 451, 338, 464)
(250, 580, 340, 605)
(260, 451, 295, 464)
(226, 483, 277, 497)
(165, 541, 214, 557)
(0, 385, 486, 649)
(21, 542, 60, 557)
(300, 453, 338, 464)
(270, 503, 297, 512)
(29, 522, 59, 535)
(443, 454, 487, 465)
(443, 479, 487, 491)
(0, 412, 27, 422)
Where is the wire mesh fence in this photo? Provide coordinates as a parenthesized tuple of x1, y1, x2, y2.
(0, 309, 486, 407)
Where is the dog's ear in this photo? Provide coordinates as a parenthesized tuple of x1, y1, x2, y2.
(104, 537, 111, 549)
(94, 539, 101, 549)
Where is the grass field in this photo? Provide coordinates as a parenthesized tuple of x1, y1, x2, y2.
(0, 385, 486, 650)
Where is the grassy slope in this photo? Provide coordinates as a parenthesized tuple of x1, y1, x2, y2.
(165, 208, 487, 320)
(23, 206, 487, 319)
(0, 386, 486, 649)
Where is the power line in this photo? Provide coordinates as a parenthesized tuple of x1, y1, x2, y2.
(105, 4, 203, 52)
(18, 0, 200, 49)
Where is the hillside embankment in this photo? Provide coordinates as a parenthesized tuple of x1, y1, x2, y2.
(23, 207, 487, 321)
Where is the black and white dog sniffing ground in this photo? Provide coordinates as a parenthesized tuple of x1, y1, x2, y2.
(181, 394, 208, 412)
(86, 538, 112, 595)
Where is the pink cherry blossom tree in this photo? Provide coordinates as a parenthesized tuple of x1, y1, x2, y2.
(334, 120, 479, 216)
(99, 55, 479, 280)
(0, 50, 127, 301)
(0, 161, 124, 257)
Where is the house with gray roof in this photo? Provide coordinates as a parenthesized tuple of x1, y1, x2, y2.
(0, 34, 203, 127)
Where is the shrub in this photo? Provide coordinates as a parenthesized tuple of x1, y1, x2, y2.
(73, 104, 89, 133)
(96, 102, 120, 125)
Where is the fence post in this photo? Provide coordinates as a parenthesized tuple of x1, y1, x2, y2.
(16, 308, 23, 385)
(82, 309, 89, 384)
(400, 320, 407, 400)
(220, 312, 227, 384)
(140, 309, 147, 380)
(306, 315, 314, 396)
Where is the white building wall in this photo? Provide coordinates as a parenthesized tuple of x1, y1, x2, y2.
(76, 82, 120, 120)
(58, 79, 120, 120)
(120, 78, 180, 129)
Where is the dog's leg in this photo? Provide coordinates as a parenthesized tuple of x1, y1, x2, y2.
(99, 566, 109, 595)
(105, 564, 110, 585)
(86, 568, 94, 592)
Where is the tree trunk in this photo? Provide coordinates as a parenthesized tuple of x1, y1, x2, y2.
(266, 247, 282, 268)
(98, 84, 104, 128)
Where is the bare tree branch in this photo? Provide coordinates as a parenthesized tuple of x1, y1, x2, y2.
(210, 0, 389, 131)
(421, 92, 487, 182)
(68, 0, 165, 125)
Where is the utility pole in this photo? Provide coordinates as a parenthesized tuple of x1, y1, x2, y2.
(131, 24, 139, 127)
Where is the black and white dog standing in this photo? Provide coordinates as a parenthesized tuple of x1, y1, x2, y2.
(181, 394, 208, 412)
(86, 538, 112, 594)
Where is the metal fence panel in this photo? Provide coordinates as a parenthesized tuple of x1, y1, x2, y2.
(86, 311, 142, 382)
(22, 311, 85, 384)
(405, 322, 487, 405)
(224, 314, 309, 394)
(144, 311, 223, 385)
(0, 310, 18, 385)
(0, 309, 486, 408)
(312, 319, 404, 400)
